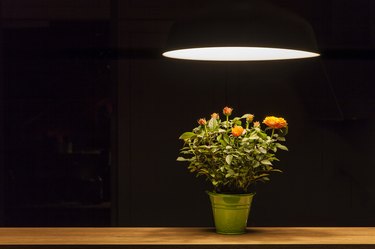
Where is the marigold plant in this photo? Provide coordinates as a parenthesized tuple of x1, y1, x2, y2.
(177, 107, 288, 194)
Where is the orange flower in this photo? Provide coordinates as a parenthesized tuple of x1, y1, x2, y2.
(246, 114, 254, 123)
(211, 113, 220, 119)
(223, 106, 233, 116)
(253, 121, 260, 128)
(262, 116, 288, 129)
(197, 118, 207, 126)
(232, 126, 244, 137)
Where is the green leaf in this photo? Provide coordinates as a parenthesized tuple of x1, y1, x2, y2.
(208, 118, 218, 130)
(235, 120, 242, 126)
(258, 132, 267, 139)
(249, 133, 259, 140)
(225, 169, 235, 178)
(226, 155, 233, 165)
(279, 126, 288, 136)
(258, 147, 267, 154)
(176, 157, 190, 161)
(261, 160, 272, 165)
(179, 132, 196, 140)
(216, 134, 222, 141)
(253, 161, 260, 168)
(276, 143, 288, 151)
(244, 148, 253, 153)
(254, 173, 269, 179)
(223, 134, 230, 144)
(277, 136, 286, 141)
(271, 169, 283, 173)
(219, 139, 227, 146)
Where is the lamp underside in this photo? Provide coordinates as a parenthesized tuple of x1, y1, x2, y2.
(163, 47, 320, 61)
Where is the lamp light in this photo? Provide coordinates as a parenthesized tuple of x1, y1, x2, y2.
(162, 0, 320, 61)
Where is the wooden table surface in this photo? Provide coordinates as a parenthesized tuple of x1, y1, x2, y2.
(0, 227, 375, 248)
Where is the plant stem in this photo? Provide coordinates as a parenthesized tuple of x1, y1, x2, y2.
(271, 128, 275, 138)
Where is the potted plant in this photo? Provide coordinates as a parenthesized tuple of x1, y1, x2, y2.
(177, 107, 288, 234)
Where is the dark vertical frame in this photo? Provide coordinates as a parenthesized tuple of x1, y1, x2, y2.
(0, 1, 4, 226)
(110, 0, 119, 226)
(111, 0, 132, 226)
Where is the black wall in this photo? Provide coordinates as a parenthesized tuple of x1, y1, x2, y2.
(1, 0, 374, 227)
(115, 58, 375, 227)
(114, 0, 375, 226)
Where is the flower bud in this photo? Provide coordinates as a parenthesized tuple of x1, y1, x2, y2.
(232, 126, 244, 137)
(211, 113, 220, 119)
(246, 114, 254, 123)
(223, 107, 233, 116)
(253, 121, 260, 128)
(197, 118, 207, 126)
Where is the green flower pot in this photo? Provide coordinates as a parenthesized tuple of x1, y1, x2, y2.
(207, 191, 255, 235)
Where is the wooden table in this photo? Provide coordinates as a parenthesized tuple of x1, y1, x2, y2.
(0, 227, 375, 249)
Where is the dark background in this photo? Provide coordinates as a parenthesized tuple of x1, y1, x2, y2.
(0, 0, 374, 227)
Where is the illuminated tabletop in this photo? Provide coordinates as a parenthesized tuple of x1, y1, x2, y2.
(0, 227, 375, 248)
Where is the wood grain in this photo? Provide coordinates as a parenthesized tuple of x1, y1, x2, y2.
(0, 227, 374, 245)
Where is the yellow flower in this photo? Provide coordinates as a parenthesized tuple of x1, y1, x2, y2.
(197, 118, 207, 126)
(246, 114, 254, 123)
(262, 116, 288, 129)
(223, 106, 233, 116)
(211, 113, 220, 119)
(253, 121, 260, 128)
(232, 126, 244, 137)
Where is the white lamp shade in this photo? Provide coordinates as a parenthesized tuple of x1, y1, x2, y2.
(163, 0, 320, 61)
